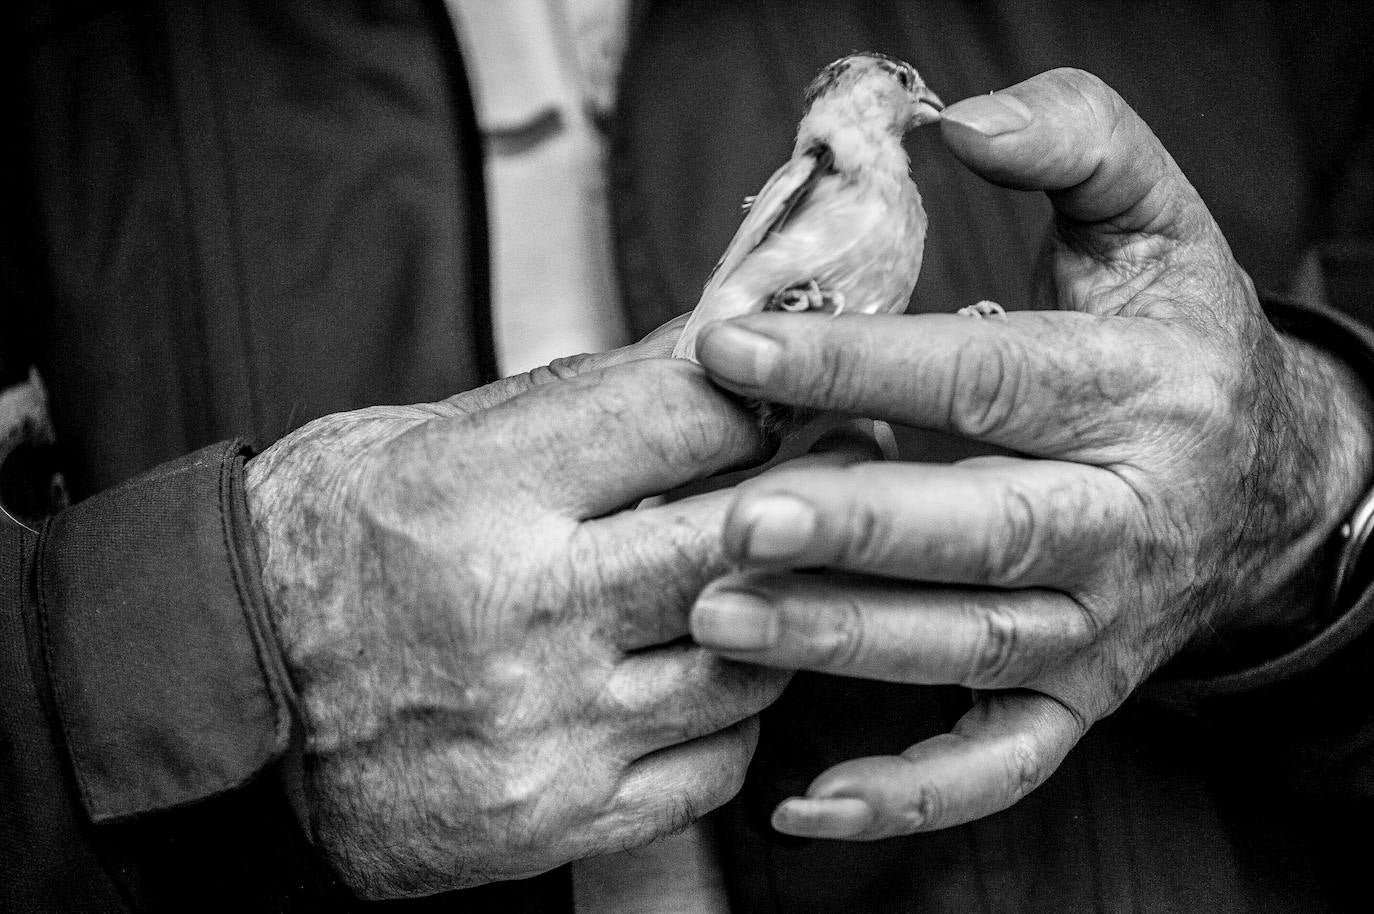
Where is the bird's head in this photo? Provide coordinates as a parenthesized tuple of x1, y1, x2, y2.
(803, 53, 944, 134)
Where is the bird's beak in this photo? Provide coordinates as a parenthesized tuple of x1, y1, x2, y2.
(912, 88, 945, 126)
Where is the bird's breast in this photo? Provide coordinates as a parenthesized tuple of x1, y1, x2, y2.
(731, 174, 925, 315)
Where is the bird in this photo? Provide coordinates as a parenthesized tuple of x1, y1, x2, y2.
(671, 52, 945, 433)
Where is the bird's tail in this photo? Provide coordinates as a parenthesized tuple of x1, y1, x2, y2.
(671, 279, 772, 361)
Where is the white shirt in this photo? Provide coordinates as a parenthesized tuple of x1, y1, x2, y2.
(444, 2, 730, 911)
(447, 0, 631, 375)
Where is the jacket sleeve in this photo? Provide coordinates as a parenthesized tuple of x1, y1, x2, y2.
(1, 440, 298, 908)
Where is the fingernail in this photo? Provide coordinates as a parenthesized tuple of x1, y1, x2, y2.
(697, 322, 781, 388)
(738, 494, 816, 561)
(808, 418, 897, 462)
(942, 93, 1033, 136)
(809, 418, 876, 456)
(772, 797, 876, 839)
(691, 592, 779, 651)
(872, 420, 899, 461)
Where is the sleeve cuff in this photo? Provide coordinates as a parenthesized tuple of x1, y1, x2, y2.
(1149, 294, 1374, 701)
(35, 440, 296, 822)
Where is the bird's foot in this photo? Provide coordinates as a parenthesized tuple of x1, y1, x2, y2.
(770, 279, 845, 314)
(957, 300, 1006, 319)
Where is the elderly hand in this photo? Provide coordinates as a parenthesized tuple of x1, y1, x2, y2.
(245, 322, 802, 898)
(687, 68, 1374, 840)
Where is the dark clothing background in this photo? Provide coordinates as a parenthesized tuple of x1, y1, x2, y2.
(3, 0, 1374, 911)
(9, 0, 496, 499)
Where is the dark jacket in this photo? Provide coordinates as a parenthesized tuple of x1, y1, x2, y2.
(4, 1, 1374, 911)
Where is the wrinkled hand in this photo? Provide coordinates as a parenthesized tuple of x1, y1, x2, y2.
(687, 69, 1374, 840)
(246, 321, 797, 898)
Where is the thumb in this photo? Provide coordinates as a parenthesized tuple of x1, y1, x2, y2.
(940, 68, 1206, 244)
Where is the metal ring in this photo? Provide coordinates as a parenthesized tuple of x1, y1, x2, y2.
(1331, 485, 1374, 608)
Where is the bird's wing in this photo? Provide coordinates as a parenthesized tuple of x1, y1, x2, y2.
(706, 142, 835, 294)
(672, 144, 836, 360)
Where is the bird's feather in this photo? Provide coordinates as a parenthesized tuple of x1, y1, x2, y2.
(673, 145, 835, 359)
(709, 143, 835, 290)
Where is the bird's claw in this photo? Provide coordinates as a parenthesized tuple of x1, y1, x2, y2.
(771, 279, 846, 314)
(957, 300, 1006, 319)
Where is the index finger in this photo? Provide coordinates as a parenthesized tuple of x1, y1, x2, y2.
(697, 309, 1197, 459)
(434, 358, 769, 519)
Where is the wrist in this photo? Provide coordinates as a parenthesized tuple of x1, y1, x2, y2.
(1217, 318, 1374, 638)
(1156, 296, 1374, 695)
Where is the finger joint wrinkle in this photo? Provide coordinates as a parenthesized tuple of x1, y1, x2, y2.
(970, 604, 1020, 685)
(818, 597, 868, 672)
(951, 337, 1021, 439)
(1007, 736, 1044, 800)
(987, 485, 1039, 586)
(899, 779, 941, 832)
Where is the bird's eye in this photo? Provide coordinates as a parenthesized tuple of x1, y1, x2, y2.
(898, 69, 915, 90)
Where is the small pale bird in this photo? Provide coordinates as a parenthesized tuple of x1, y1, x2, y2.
(672, 53, 945, 429)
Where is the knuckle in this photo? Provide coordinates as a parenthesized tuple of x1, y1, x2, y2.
(1047, 66, 1116, 114)
(813, 597, 868, 672)
(1064, 593, 1104, 648)
(485, 768, 548, 826)
(838, 486, 896, 569)
(948, 337, 1023, 439)
(808, 331, 872, 412)
(704, 724, 757, 805)
(1046, 65, 1100, 90)
(1042, 67, 1138, 182)
(540, 353, 593, 382)
(667, 654, 778, 744)
(659, 400, 732, 469)
(968, 604, 1020, 686)
(899, 777, 943, 832)
(638, 367, 735, 467)
(977, 485, 1038, 586)
(1006, 736, 1045, 801)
